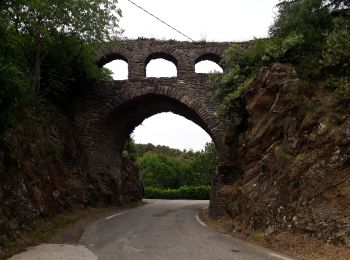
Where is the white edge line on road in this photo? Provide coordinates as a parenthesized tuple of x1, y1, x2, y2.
(269, 253, 294, 260)
(105, 211, 128, 220)
(195, 214, 207, 227)
(145, 202, 160, 206)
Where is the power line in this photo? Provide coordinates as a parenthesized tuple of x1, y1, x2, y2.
(127, 0, 194, 42)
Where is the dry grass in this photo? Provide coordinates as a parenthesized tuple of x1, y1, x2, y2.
(0, 202, 143, 260)
(200, 209, 350, 260)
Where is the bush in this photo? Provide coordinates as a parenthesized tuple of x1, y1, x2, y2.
(214, 0, 350, 118)
(215, 40, 272, 116)
(144, 186, 211, 200)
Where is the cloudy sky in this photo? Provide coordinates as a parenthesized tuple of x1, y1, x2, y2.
(105, 0, 279, 151)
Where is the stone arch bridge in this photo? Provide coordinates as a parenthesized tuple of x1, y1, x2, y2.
(74, 39, 242, 216)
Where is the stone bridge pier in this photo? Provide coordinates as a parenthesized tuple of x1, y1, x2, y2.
(74, 39, 241, 217)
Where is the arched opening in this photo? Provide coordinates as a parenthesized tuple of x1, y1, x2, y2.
(75, 86, 234, 211)
(104, 59, 129, 80)
(97, 53, 129, 80)
(145, 53, 178, 78)
(107, 94, 216, 154)
(123, 112, 218, 192)
(195, 60, 223, 74)
(88, 93, 222, 198)
(195, 53, 223, 74)
(132, 112, 212, 151)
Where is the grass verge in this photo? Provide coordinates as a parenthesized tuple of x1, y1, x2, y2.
(199, 209, 350, 260)
(0, 202, 144, 260)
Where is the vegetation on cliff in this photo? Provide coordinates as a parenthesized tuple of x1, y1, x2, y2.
(0, 0, 125, 248)
(217, 0, 349, 116)
(214, 0, 350, 247)
(0, 0, 121, 133)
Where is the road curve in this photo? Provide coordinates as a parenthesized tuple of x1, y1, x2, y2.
(80, 199, 293, 260)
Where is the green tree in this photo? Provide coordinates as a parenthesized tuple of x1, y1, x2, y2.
(191, 142, 218, 186)
(138, 152, 194, 189)
(1, 0, 122, 91)
(270, 0, 349, 76)
(135, 143, 195, 162)
(0, 12, 29, 132)
(123, 137, 138, 162)
(215, 0, 350, 117)
(0, 0, 120, 131)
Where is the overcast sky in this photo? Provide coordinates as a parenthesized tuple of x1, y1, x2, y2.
(105, 0, 279, 151)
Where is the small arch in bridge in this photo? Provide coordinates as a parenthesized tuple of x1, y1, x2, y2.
(97, 53, 128, 68)
(146, 52, 178, 78)
(104, 59, 129, 80)
(195, 53, 223, 74)
(146, 52, 178, 67)
(195, 53, 221, 64)
(195, 61, 223, 74)
(146, 59, 177, 78)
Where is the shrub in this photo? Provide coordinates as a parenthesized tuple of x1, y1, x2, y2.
(144, 186, 211, 200)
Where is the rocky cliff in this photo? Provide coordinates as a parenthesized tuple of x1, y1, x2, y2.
(0, 107, 141, 246)
(226, 64, 350, 246)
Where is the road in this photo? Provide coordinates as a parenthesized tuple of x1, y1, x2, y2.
(79, 199, 293, 260)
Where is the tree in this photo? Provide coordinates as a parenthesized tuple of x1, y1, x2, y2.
(123, 137, 138, 162)
(138, 152, 194, 189)
(1, 0, 122, 92)
(0, 11, 29, 132)
(191, 142, 218, 186)
(270, 0, 350, 76)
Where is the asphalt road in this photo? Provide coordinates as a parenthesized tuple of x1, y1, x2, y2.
(80, 199, 293, 260)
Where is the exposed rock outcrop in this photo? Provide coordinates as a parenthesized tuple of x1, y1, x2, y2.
(228, 64, 350, 246)
(0, 108, 141, 246)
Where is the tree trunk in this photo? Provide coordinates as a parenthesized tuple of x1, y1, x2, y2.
(33, 43, 41, 93)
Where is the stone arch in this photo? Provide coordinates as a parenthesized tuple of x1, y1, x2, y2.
(145, 52, 178, 67)
(145, 52, 178, 78)
(195, 53, 223, 74)
(96, 52, 129, 68)
(195, 53, 222, 64)
(100, 87, 228, 164)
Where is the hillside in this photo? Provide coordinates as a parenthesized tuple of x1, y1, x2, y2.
(221, 63, 350, 246)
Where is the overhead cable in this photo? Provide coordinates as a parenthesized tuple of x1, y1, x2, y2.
(127, 0, 194, 41)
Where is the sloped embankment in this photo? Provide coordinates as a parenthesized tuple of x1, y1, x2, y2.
(227, 64, 350, 246)
(0, 107, 141, 246)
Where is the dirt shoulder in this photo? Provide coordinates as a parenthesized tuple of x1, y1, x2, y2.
(200, 209, 350, 260)
(0, 202, 145, 260)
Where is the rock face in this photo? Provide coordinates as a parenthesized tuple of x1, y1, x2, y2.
(0, 109, 141, 246)
(228, 64, 350, 246)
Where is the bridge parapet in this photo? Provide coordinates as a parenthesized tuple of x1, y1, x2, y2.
(96, 39, 239, 80)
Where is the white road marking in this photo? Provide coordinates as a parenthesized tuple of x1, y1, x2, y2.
(168, 200, 179, 204)
(145, 202, 160, 206)
(9, 244, 97, 260)
(195, 214, 207, 227)
(202, 207, 208, 210)
(105, 211, 128, 220)
(269, 253, 294, 260)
